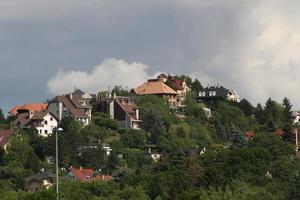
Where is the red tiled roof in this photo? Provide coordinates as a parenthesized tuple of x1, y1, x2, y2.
(17, 103, 48, 113)
(71, 168, 94, 181)
(9, 105, 22, 116)
(0, 129, 14, 148)
(170, 79, 184, 90)
(70, 167, 112, 181)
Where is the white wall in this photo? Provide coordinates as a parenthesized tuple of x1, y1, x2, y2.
(35, 113, 58, 137)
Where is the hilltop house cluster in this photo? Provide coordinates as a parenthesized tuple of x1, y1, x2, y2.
(3, 73, 242, 138)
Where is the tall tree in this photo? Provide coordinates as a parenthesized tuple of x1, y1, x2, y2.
(238, 99, 254, 116)
(282, 97, 293, 125)
(191, 79, 203, 94)
(264, 98, 284, 131)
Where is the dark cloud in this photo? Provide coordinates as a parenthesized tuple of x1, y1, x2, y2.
(1, 0, 300, 113)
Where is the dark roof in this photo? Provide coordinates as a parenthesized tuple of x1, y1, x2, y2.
(31, 111, 58, 121)
(49, 95, 89, 118)
(0, 129, 15, 148)
(10, 113, 31, 127)
(26, 171, 56, 183)
(199, 85, 230, 98)
(115, 97, 139, 120)
(72, 89, 85, 96)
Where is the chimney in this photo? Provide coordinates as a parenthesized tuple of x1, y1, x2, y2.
(80, 166, 82, 171)
(70, 93, 73, 99)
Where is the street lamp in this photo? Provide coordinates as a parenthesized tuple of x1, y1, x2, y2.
(56, 128, 63, 200)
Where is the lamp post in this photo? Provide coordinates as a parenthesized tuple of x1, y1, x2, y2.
(56, 128, 63, 200)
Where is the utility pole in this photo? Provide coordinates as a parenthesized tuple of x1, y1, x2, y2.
(56, 128, 63, 200)
(296, 128, 299, 152)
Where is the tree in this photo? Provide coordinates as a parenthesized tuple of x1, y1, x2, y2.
(191, 79, 203, 94)
(238, 99, 254, 116)
(264, 98, 284, 131)
(282, 97, 293, 125)
(120, 129, 148, 148)
(213, 102, 249, 142)
(0, 108, 5, 124)
(112, 85, 131, 97)
(255, 103, 265, 125)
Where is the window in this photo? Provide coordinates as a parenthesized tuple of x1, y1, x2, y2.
(40, 130, 42, 134)
(50, 117, 53, 121)
(45, 130, 48, 134)
(213, 91, 216, 96)
(45, 120, 48, 125)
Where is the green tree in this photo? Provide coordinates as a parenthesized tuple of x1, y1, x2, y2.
(213, 102, 249, 142)
(191, 79, 203, 94)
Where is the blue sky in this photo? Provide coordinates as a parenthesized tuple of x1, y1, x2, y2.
(1, 0, 300, 113)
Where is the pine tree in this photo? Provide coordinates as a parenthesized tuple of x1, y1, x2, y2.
(283, 97, 293, 125)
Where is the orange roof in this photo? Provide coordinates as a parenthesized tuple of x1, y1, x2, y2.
(70, 167, 113, 181)
(16, 103, 48, 113)
(133, 80, 178, 95)
(9, 105, 22, 116)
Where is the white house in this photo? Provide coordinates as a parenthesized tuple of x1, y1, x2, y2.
(31, 111, 58, 137)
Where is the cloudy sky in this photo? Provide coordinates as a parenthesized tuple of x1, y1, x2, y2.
(1, 0, 300, 113)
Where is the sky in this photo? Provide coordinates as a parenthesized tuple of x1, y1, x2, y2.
(1, 0, 300, 113)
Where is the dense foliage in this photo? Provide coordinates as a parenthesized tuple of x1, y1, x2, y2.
(0, 77, 300, 199)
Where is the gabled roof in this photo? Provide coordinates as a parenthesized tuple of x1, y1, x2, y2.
(9, 103, 48, 116)
(69, 167, 113, 181)
(115, 97, 139, 120)
(31, 111, 58, 121)
(0, 129, 14, 148)
(9, 105, 22, 116)
(72, 89, 85, 96)
(49, 95, 89, 118)
(25, 171, 55, 183)
(70, 167, 94, 180)
(10, 113, 31, 127)
(132, 80, 178, 95)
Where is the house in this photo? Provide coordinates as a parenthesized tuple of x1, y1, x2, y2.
(10, 103, 58, 137)
(132, 80, 179, 108)
(0, 129, 15, 151)
(25, 170, 56, 192)
(157, 73, 191, 107)
(197, 84, 240, 103)
(67, 167, 113, 182)
(30, 111, 58, 137)
(47, 93, 92, 125)
(108, 96, 142, 129)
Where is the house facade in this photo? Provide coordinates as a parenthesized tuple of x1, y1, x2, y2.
(47, 94, 92, 125)
(157, 73, 191, 107)
(108, 97, 142, 129)
(31, 111, 58, 137)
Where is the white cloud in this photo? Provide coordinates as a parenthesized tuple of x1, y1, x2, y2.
(47, 58, 154, 95)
